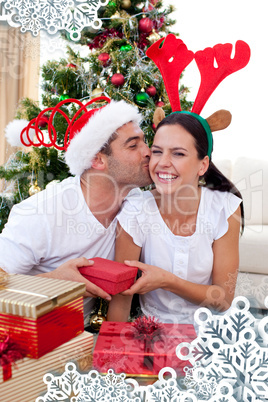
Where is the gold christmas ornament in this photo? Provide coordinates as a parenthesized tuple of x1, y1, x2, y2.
(91, 86, 104, 99)
(148, 29, 161, 43)
(111, 11, 121, 19)
(29, 181, 41, 196)
(121, 0, 131, 9)
(89, 301, 106, 331)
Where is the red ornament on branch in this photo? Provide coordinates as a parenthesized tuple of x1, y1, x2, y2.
(38, 114, 49, 128)
(98, 53, 110, 66)
(146, 85, 157, 97)
(111, 73, 125, 87)
(156, 100, 165, 107)
(143, 4, 154, 11)
(138, 16, 153, 33)
(67, 63, 77, 69)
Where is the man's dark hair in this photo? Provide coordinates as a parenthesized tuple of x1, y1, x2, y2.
(99, 132, 118, 156)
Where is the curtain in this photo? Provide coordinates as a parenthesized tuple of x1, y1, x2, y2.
(0, 24, 40, 189)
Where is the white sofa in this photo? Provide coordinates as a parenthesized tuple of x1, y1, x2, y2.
(214, 157, 268, 310)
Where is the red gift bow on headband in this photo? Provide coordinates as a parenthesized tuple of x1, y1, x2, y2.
(146, 34, 251, 114)
(20, 96, 111, 151)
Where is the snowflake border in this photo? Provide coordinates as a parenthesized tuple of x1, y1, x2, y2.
(1, 0, 109, 40)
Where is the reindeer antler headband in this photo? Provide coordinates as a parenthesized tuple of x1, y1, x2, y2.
(146, 34, 251, 158)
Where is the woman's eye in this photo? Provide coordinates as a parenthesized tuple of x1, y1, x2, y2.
(152, 150, 162, 154)
(174, 152, 185, 157)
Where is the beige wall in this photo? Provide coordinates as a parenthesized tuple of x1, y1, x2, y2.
(0, 24, 40, 175)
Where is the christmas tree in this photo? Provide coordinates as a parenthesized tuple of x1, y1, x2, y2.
(0, 0, 193, 232)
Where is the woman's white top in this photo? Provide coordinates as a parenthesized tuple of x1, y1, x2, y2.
(117, 187, 242, 325)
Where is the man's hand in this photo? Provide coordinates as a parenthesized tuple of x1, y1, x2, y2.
(38, 257, 112, 301)
(121, 260, 168, 295)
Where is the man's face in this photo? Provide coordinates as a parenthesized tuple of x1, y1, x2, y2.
(106, 122, 152, 191)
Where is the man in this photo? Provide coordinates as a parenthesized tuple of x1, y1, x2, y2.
(1, 99, 151, 317)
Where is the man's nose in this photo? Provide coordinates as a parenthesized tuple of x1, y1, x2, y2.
(142, 142, 151, 158)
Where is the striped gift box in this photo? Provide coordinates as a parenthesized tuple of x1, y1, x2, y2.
(0, 331, 94, 402)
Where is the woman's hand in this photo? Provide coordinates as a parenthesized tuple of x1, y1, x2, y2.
(121, 260, 169, 295)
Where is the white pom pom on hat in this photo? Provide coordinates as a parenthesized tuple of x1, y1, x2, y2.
(65, 100, 142, 176)
(5, 119, 35, 147)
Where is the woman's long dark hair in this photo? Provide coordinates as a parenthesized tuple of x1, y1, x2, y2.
(156, 113, 244, 233)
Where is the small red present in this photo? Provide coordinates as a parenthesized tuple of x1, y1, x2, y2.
(79, 257, 138, 295)
(0, 274, 85, 358)
(93, 320, 196, 376)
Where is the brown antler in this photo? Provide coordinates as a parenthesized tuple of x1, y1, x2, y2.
(146, 34, 194, 111)
(192, 41, 251, 114)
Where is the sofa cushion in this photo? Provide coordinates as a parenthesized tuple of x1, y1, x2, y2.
(213, 159, 233, 180)
(232, 157, 268, 225)
(239, 225, 268, 275)
(235, 272, 268, 309)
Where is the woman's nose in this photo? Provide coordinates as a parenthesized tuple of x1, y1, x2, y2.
(158, 152, 171, 167)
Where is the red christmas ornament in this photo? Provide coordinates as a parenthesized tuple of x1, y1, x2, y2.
(152, 123, 156, 131)
(150, 0, 158, 5)
(98, 52, 110, 66)
(138, 17, 153, 33)
(111, 73, 125, 87)
(143, 4, 154, 11)
(38, 114, 49, 128)
(146, 85, 157, 97)
(67, 63, 77, 69)
(156, 100, 165, 107)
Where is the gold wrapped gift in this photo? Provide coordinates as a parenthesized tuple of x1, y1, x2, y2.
(0, 274, 86, 358)
(0, 273, 85, 318)
(0, 331, 94, 402)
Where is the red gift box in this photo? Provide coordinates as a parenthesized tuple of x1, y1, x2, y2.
(79, 258, 138, 295)
(0, 274, 85, 358)
(93, 321, 196, 376)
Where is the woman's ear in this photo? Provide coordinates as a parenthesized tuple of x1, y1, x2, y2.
(91, 152, 107, 170)
(198, 155, 210, 176)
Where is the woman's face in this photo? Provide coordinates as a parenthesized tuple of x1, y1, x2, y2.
(149, 124, 209, 196)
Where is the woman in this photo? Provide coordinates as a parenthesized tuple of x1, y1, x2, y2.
(107, 112, 243, 325)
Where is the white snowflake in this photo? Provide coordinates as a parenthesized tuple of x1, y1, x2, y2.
(36, 297, 268, 401)
(2, 0, 109, 40)
(177, 296, 268, 401)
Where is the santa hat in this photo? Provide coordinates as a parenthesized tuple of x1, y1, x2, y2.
(5, 119, 35, 147)
(65, 100, 142, 175)
(4, 98, 142, 176)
